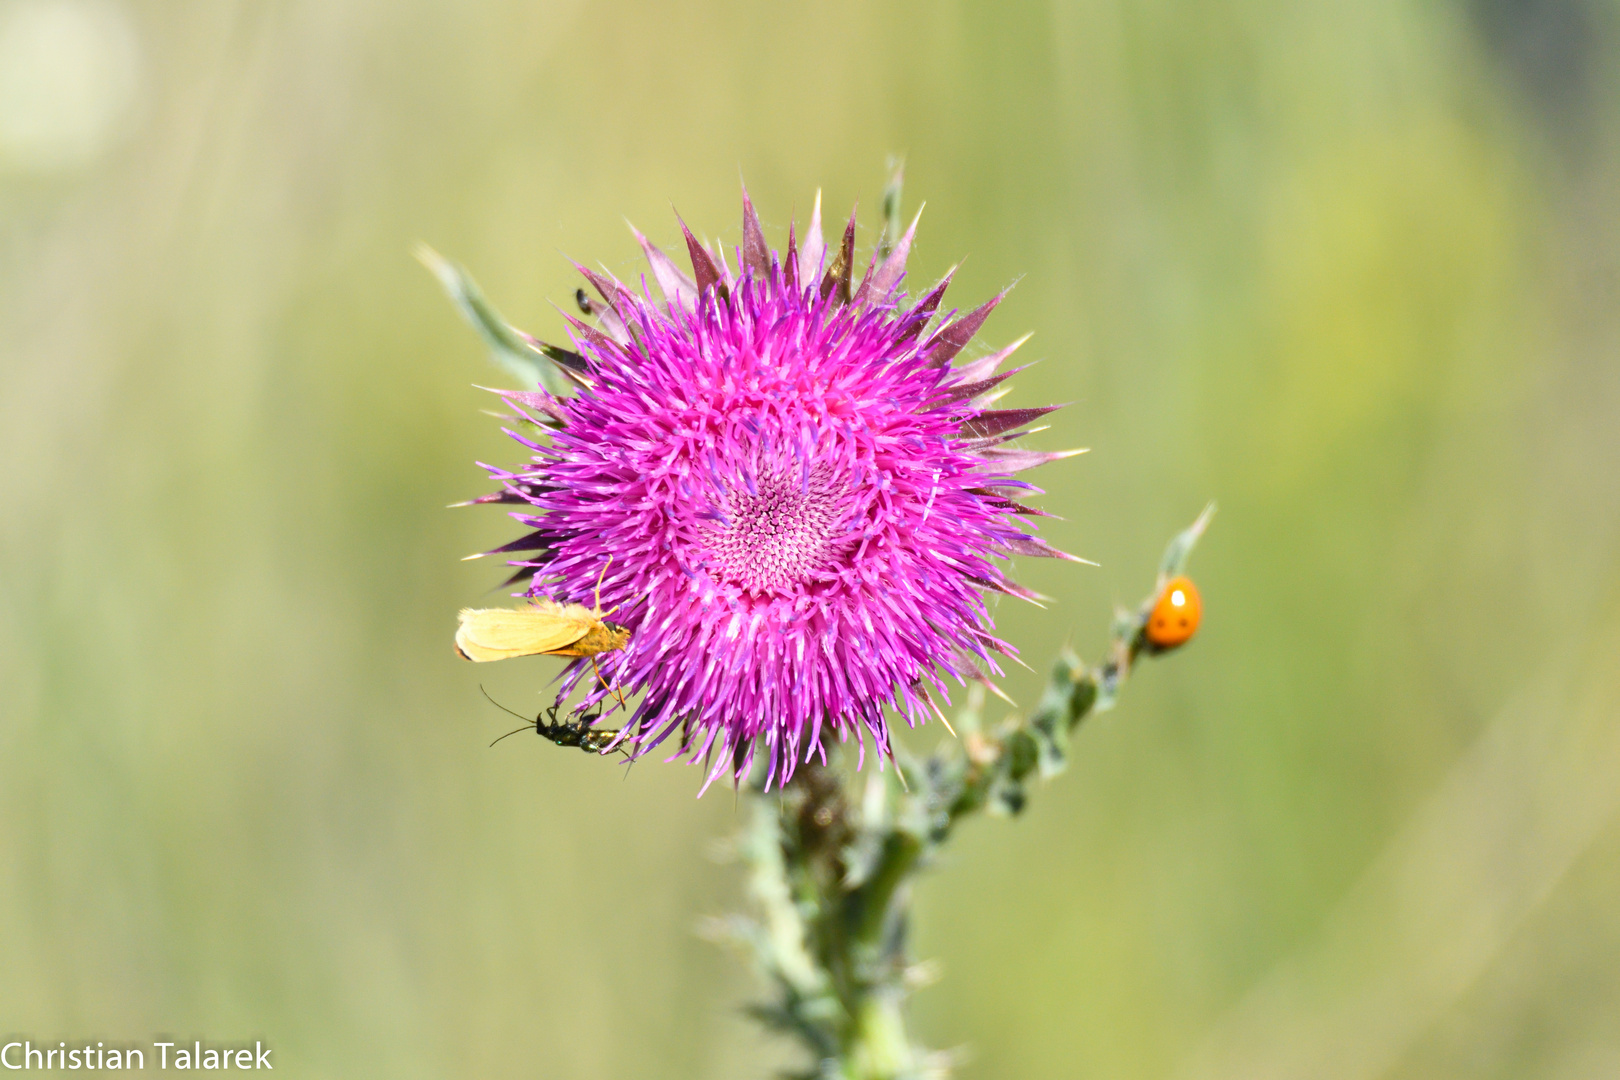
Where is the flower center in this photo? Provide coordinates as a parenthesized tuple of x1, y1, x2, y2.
(699, 463, 847, 595)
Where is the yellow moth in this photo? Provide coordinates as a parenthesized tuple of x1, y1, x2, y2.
(454, 598, 630, 662)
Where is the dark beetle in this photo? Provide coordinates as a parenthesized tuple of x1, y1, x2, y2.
(483, 688, 623, 755)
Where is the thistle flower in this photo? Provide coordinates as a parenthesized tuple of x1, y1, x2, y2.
(462, 189, 1085, 789)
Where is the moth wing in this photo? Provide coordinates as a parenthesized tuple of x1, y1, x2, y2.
(455, 604, 592, 662)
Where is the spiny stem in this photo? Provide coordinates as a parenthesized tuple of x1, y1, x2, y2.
(723, 506, 1215, 1079)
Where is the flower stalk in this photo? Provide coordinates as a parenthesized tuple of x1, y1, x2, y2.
(712, 506, 1214, 1080)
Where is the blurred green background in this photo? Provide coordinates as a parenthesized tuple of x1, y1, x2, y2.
(4, 0, 1620, 1077)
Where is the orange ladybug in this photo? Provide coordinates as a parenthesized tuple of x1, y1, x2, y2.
(1145, 575, 1201, 649)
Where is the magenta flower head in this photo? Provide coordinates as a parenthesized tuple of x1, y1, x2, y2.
(457, 188, 1085, 790)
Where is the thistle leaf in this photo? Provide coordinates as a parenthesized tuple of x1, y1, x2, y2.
(416, 244, 574, 396)
(1159, 501, 1217, 581)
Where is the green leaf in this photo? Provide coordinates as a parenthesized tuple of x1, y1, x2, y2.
(879, 156, 905, 260)
(416, 244, 574, 396)
(1159, 501, 1217, 580)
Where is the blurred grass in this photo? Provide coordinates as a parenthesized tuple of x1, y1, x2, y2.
(3, 0, 1619, 1077)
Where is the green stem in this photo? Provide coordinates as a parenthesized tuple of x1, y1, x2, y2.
(843, 991, 913, 1080)
(724, 507, 1214, 1080)
(850, 831, 920, 954)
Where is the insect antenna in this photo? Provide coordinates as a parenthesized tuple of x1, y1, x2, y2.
(481, 685, 543, 746)
(480, 684, 535, 723)
(489, 724, 534, 747)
